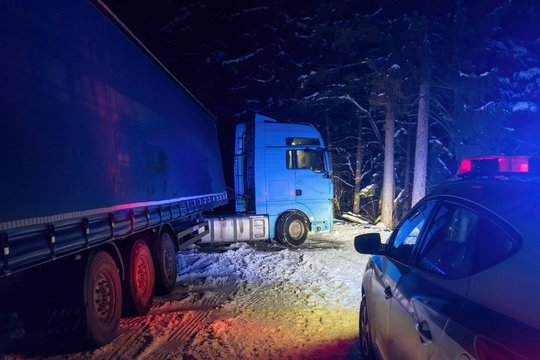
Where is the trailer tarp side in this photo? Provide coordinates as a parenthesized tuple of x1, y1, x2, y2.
(0, 1, 227, 277)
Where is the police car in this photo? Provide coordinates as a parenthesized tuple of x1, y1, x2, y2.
(355, 156, 540, 360)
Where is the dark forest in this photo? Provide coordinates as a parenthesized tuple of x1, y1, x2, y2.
(105, 0, 540, 226)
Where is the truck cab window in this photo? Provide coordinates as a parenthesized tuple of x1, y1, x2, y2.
(286, 137, 320, 146)
(286, 150, 325, 173)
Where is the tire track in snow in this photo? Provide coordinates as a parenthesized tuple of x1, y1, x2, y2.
(134, 282, 240, 360)
(99, 317, 153, 360)
(168, 310, 209, 342)
(131, 311, 211, 360)
(91, 283, 237, 360)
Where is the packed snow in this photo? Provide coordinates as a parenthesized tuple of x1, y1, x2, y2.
(0, 221, 391, 360)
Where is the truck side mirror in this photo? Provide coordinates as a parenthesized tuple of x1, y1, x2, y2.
(354, 233, 386, 255)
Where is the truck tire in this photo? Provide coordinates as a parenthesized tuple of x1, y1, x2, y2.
(123, 239, 155, 316)
(153, 230, 177, 295)
(276, 211, 309, 247)
(84, 250, 122, 347)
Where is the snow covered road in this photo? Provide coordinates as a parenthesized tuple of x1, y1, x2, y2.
(0, 221, 389, 359)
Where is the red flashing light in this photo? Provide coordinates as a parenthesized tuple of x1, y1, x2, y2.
(498, 156, 529, 173)
(457, 156, 530, 176)
(457, 158, 472, 175)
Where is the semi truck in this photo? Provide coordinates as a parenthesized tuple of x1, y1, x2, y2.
(202, 113, 334, 247)
(0, 0, 333, 346)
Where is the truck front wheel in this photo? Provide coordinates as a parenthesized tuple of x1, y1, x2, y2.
(152, 230, 177, 295)
(84, 250, 122, 347)
(276, 211, 309, 247)
(123, 239, 155, 316)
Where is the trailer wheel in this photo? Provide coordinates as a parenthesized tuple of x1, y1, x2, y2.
(276, 211, 309, 247)
(84, 250, 122, 347)
(123, 239, 155, 316)
(153, 230, 177, 295)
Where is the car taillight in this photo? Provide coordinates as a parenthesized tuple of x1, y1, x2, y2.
(457, 156, 531, 176)
(475, 336, 526, 360)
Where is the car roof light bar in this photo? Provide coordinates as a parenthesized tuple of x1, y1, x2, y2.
(457, 156, 533, 176)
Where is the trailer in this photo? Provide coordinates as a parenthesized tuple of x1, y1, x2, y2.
(0, 0, 334, 347)
(0, 0, 226, 346)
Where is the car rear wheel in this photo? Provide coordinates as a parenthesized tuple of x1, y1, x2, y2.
(360, 294, 375, 360)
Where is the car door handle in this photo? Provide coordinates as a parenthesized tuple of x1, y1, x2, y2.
(384, 286, 393, 299)
(415, 321, 433, 345)
(296, 189, 302, 196)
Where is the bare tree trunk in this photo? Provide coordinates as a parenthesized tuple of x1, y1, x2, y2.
(324, 112, 337, 211)
(381, 104, 394, 228)
(324, 111, 333, 169)
(411, 80, 431, 206)
(352, 116, 363, 214)
(401, 122, 413, 217)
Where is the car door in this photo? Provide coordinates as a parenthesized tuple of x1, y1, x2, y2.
(388, 200, 477, 360)
(369, 200, 436, 359)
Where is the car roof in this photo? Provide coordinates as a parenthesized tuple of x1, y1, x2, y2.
(428, 177, 540, 208)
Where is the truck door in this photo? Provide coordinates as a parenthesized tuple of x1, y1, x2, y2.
(288, 149, 333, 227)
(263, 147, 296, 216)
(290, 149, 332, 200)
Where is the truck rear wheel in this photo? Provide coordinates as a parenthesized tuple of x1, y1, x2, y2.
(123, 239, 155, 316)
(84, 250, 122, 347)
(276, 211, 309, 247)
(153, 230, 177, 295)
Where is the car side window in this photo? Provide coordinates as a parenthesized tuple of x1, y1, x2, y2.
(388, 200, 436, 263)
(418, 203, 477, 276)
(417, 201, 516, 276)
